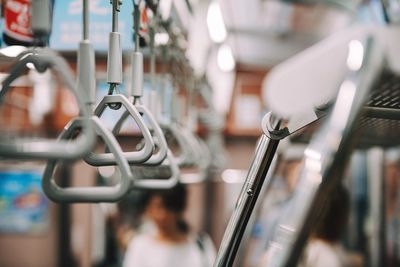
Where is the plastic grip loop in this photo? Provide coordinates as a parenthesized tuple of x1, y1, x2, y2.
(132, 150, 180, 189)
(85, 94, 155, 166)
(0, 48, 95, 160)
(113, 102, 168, 165)
(42, 116, 133, 203)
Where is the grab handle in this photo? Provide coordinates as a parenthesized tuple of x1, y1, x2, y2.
(42, 116, 133, 203)
(85, 94, 155, 166)
(132, 150, 180, 189)
(0, 49, 95, 160)
(113, 102, 168, 165)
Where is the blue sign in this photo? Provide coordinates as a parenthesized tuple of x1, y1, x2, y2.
(0, 169, 49, 234)
(50, 0, 135, 51)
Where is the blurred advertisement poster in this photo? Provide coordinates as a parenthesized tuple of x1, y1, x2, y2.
(0, 169, 49, 234)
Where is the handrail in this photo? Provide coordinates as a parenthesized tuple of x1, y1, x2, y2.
(213, 113, 283, 267)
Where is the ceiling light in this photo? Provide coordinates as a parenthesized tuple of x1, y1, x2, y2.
(217, 44, 235, 72)
(159, 0, 173, 21)
(207, 1, 227, 43)
(155, 33, 170, 46)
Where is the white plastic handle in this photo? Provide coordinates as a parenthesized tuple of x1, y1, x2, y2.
(42, 116, 133, 203)
(131, 150, 180, 189)
(85, 94, 155, 166)
(0, 48, 95, 160)
(113, 102, 168, 165)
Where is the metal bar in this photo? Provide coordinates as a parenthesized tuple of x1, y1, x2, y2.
(134, 3, 140, 52)
(367, 148, 386, 267)
(364, 106, 400, 120)
(111, 0, 119, 32)
(214, 131, 281, 267)
(83, 0, 89, 40)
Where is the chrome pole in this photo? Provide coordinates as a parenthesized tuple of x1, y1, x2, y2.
(214, 115, 282, 267)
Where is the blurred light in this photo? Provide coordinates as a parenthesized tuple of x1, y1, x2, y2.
(155, 33, 170, 46)
(207, 1, 227, 43)
(347, 40, 364, 71)
(26, 63, 36, 70)
(331, 80, 356, 128)
(159, 0, 173, 21)
(217, 44, 235, 72)
(304, 148, 321, 161)
(98, 166, 116, 178)
(222, 169, 246, 184)
(0, 46, 27, 57)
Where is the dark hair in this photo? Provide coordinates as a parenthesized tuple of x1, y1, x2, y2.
(314, 184, 350, 242)
(151, 183, 187, 213)
(147, 183, 189, 233)
(118, 189, 150, 228)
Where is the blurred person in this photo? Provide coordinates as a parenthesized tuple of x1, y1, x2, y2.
(259, 184, 363, 267)
(385, 149, 400, 267)
(98, 189, 150, 267)
(123, 183, 216, 267)
(300, 184, 363, 267)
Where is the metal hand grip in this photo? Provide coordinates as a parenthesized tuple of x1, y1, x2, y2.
(131, 150, 180, 189)
(0, 48, 95, 160)
(85, 94, 154, 166)
(113, 103, 168, 165)
(42, 116, 132, 203)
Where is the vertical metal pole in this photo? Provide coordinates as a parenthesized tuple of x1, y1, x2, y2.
(214, 131, 281, 267)
(111, 0, 119, 32)
(367, 147, 386, 267)
(83, 0, 89, 40)
(58, 163, 76, 267)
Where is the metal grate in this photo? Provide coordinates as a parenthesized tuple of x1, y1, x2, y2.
(290, 69, 400, 148)
(366, 71, 400, 109)
(356, 69, 400, 148)
(357, 117, 400, 148)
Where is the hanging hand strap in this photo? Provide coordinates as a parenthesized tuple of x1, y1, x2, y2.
(0, 48, 95, 160)
(113, 103, 168, 165)
(131, 149, 180, 189)
(85, 94, 155, 165)
(42, 116, 133, 203)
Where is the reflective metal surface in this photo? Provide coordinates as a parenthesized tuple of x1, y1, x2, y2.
(214, 114, 282, 267)
(265, 35, 383, 267)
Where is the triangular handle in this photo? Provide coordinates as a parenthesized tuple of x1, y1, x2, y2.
(0, 48, 95, 160)
(42, 116, 132, 203)
(131, 150, 180, 189)
(85, 94, 155, 166)
(113, 103, 168, 166)
(163, 123, 198, 167)
(180, 136, 211, 184)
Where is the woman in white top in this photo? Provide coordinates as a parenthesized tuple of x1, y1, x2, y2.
(123, 183, 216, 267)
